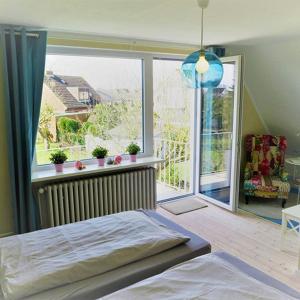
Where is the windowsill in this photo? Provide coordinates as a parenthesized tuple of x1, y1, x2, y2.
(31, 156, 164, 183)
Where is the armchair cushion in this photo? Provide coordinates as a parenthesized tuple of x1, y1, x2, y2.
(244, 135, 290, 200)
(245, 135, 287, 177)
(244, 175, 290, 199)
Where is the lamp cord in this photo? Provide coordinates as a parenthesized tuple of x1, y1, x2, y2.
(201, 7, 204, 51)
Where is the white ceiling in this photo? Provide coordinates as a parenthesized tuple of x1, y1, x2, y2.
(0, 0, 300, 45)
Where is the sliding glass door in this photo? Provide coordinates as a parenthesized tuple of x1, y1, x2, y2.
(197, 56, 242, 211)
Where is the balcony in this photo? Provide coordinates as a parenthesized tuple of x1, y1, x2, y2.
(154, 133, 231, 202)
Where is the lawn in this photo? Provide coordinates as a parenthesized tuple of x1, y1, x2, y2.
(36, 141, 91, 165)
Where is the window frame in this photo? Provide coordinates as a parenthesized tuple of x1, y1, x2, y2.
(32, 46, 186, 172)
(152, 56, 197, 200)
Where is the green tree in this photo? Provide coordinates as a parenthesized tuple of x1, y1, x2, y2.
(87, 103, 122, 139)
(57, 117, 84, 145)
(119, 100, 142, 140)
(38, 104, 55, 149)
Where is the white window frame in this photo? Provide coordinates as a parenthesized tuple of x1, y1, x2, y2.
(195, 55, 243, 212)
(32, 46, 185, 172)
(152, 56, 197, 200)
(32, 46, 243, 207)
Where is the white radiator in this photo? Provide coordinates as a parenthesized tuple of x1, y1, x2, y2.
(37, 168, 156, 228)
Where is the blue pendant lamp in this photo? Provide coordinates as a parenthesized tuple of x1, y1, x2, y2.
(181, 0, 223, 88)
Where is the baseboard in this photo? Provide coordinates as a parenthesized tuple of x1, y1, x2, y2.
(0, 232, 14, 238)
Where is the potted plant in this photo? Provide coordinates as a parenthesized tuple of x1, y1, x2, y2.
(126, 143, 140, 162)
(92, 146, 108, 167)
(49, 150, 68, 172)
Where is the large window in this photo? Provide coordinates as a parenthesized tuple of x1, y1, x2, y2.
(34, 47, 241, 207)
(36, 53, 143, 165)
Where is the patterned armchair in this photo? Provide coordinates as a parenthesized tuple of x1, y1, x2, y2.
(243, 135, 290, 208)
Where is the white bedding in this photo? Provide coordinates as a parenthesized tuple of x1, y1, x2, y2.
(102, 253, 298, 300)
(0, 210, 189, 300)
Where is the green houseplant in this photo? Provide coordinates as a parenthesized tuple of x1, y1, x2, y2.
(92, 146, 108, 166)
(126, 143, 141, 162)
(49, 150, 68, 172)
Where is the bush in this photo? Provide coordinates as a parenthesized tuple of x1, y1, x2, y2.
(126, 143, 140, 155)
(158, 163, 187, 190)
(57, 117, 84, 145)
(58, 117, 80, 133)
(49, 150, 68, 164)
(92, 146, 108, 159)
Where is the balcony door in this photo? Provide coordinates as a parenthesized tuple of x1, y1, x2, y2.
(197, 56, 242, 211)
(152, 55, 242, 208)
(153, 58, 195, 201)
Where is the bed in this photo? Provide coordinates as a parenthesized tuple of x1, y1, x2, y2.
(102, 251, 300, 300)
(0, 210, 211, 300)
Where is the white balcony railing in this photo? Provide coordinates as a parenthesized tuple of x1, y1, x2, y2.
(154, 132, 232, 194)
(154, 138, 191, 193)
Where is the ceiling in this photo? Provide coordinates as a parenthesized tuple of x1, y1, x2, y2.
(0, 0, 300, 45)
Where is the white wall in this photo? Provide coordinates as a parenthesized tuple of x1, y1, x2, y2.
(228, 38, 300, 155)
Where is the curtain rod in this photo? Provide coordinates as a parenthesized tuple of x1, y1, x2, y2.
(4, 31, 39, 38)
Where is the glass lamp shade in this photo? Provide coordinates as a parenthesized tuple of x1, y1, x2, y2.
(181, 50, 224, 88)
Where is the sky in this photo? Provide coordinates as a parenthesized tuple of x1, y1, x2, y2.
(46, 54, 235, 91)
(46, 54, 142, 90)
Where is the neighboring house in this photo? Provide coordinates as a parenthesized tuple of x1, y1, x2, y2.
(41, 71, 103, 141)
(42, 71, 102, 113)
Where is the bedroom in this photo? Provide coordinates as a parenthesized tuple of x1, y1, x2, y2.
(0, 0, 300, 299)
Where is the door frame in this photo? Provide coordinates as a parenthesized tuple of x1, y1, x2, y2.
(194, 55, 243, 211)
(152, 56, 197, 202)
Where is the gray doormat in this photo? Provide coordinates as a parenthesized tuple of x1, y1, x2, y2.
(160, 197, 208, 215)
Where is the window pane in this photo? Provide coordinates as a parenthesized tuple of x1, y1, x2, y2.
(199, 62, 236, 204)
(153, 59, 195, 201)
(36, 54, 143, 165)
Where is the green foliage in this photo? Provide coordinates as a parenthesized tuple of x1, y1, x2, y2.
(119, 100, 142, 140)
(126, 143, 140, 155)
(162, 124, 189, 143)
(58, 117, 80, 132)
(200, 134, 231, 174)
(38, 104, 55, 148)
(87, 103, 122, 139)
(92, 146, 108, 159)
(49, 150, 68, 164)
(156, 90, 234, 187)
(202, 91, 234, 133)
(160, 124, 190, 172)
(80, 121, 93, 134)
(57, 117, 84, 145)
(159, 164, 186, 190)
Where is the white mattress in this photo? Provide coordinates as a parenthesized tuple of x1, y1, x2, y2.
(0, 210, 211, 300)
(102, 253, 299, 300)
(0, 211, 189, 300)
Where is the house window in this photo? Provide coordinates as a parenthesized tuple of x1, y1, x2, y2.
(36, 52, 144, 165)
(78, 88, 90, 102)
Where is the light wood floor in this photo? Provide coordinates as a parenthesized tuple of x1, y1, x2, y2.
(157, 198, 300, 292)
